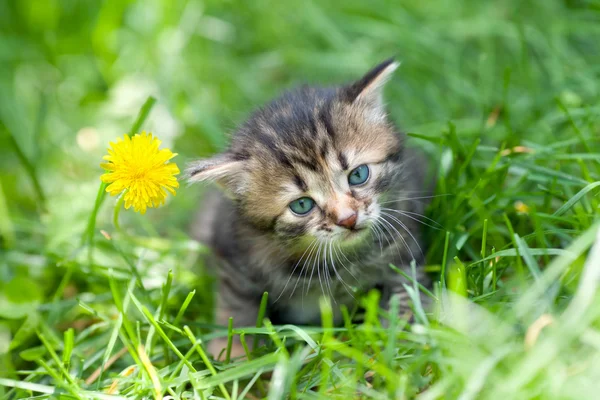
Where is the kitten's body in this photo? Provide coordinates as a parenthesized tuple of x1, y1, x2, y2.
(189, 60, 431, 355)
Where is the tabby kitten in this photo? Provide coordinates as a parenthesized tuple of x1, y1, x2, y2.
(188, 59, 430, 357)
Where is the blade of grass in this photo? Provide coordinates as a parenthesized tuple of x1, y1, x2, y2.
(503, 213, 524, 277)
(183, 326, 232, 400)
(389, 264, 437, 300)
(37, 332, 78, 388)
(516, 222, 600, 318)
(325, 338, 398, 390)
(515, 234, 541, 280)
(173, 290, 196, 327)
(0, 181, 15, 248)
(553, 181, 600, 217)
(562, 225, 600, 325)
(192, 352, 279, 389)
(468, 248, 569, 267)
(159, 270, 173, 364)
(36, 356, 81, 398)
(441, 231, 450, 289)
(253, 292, 269, 350)
(62, 328, 75, 371)
(1, 124, 46, 211)
(226, 317, 234, 364)
(479, 219, 489, 293)
(0, 378, 129, 399)
(129, 290, 194, 371)
(318, 298, 334, 397)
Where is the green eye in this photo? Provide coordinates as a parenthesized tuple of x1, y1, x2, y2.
(289, 197, 315, 215)
(348, 164, 370, 186)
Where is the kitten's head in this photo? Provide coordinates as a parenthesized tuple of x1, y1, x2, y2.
(188, 59, 406, 250)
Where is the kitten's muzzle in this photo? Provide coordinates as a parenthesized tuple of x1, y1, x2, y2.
(336, 212, 358, 230)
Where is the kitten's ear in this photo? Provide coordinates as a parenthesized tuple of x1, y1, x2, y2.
(186, 153, 247, 195)
(343, 58, 399, 107)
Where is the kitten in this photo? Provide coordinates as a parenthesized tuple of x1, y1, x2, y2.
(188, 59, 431, 357)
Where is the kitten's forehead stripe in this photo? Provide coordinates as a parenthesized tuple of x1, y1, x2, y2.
(291, 155, 321, 173)
(274, 150, 294, 169)
(338, 152, 349, 170)
(319, 102, 336, 140)
(293, 174, 308, 192)
(319, 140, 329, 160)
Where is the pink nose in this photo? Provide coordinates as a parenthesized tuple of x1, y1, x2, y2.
(336, 212, 357, 229)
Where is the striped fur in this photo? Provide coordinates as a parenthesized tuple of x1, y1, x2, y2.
(188, 59, 431, 355)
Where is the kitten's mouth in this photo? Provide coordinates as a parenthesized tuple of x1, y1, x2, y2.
(341, 226, 368, 241)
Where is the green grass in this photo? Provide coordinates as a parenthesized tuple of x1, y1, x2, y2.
(1, 0, 600, 398)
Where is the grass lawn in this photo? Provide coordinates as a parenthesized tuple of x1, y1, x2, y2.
(1, 0, 600, 398)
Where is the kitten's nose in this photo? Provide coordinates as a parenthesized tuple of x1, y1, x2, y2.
(336, 212, 357, 229)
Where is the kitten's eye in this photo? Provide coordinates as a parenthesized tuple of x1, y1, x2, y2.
(289, 197, 315, 216)
(348, 164, 370, 186)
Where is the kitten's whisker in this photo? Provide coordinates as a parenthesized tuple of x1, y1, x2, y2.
(379, 212, 416, 260)
(321, 241, 330, 300)
(300, 239, 321, 302)
(322, 241, 330, 299)
(325, 240, 338, 303)
(373, 215, 407, 265)
(378, 193, 451, 205)
(381, 207, 443, 230)
(323, 239, 337, 304)
(389, 189, 438, 194)
(305, 241, 320, 296)
(375, 223, 387, 254)
(369, 220, 385, 254)
(381, 207, 443, 228)
(334, 242, 359, 283)
(283, 239, 319, 301)
(329, 241, 351, 292)
(371, 217, 393, 253)
(381, 211, 424, 261)
(381, 211, 424, 256)
(332, 243, 357, 299)
(311, 241, 326, 299)
(399, 210, 444, 228)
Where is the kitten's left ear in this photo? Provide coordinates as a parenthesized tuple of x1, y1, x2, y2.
(343, 58, 400, 107)
(185, 153, 247, 196)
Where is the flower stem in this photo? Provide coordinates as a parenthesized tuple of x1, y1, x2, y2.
(113, 195, 124, 232)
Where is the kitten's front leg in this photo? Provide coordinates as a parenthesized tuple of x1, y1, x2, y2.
(209, 274, 261, 360)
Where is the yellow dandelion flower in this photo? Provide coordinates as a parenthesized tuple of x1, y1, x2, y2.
(100, 131, 179, 214)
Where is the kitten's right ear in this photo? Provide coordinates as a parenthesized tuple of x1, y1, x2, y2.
(186, 153, 246, 194)
(343, 58, 400, 107)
